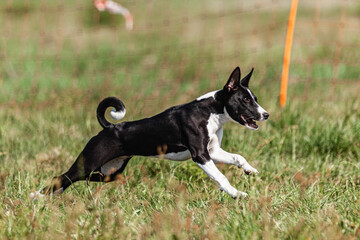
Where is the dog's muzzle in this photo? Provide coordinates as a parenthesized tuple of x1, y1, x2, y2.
(241, 114, 259, 130)
(241, 112, 269, 130)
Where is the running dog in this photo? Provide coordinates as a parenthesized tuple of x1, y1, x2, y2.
(37, 67, 269, 199)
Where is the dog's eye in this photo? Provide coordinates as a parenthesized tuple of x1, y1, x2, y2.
(243, 97, 250, 103)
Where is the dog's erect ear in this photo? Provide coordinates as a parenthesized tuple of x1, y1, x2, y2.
(240, 68, 254, 88)
(224, 67, 241, 92)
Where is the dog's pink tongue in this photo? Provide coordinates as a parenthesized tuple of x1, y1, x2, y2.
(250, 122, 258, 129)
(241, 115, 247, 123)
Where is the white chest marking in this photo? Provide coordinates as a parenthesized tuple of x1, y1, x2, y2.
(206, 113, 229, 152)
(247, 89, 267, 120)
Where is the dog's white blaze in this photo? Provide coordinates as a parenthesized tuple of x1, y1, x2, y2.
(196, 90, 219, 101)
(110, 109, 126, 120)
(246, 88, 256, 102)
(246, 88, 268, 121)
(101, 156, 129, 175)
(257, 105, 267, 121)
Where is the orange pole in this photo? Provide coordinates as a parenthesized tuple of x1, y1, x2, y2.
(280, 0, 298, 108)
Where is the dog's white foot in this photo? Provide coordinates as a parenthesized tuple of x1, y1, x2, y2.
(237, 191, 248, 199)
(219, 185, 248, 199)
(242, 163, 259, 175)
(29, 190, 44, 201)
(229, 190, 248, 199)
(226, 187, 248, 199)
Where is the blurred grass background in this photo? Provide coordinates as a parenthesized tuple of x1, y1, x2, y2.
(0, 0, 359, 239)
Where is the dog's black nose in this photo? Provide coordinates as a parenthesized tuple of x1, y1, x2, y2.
(263, 112, 269, 120)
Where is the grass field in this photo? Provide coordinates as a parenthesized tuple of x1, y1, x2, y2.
(0, 0, 359, 239)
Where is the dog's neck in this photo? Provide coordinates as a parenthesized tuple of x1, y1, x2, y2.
(197, 89, 233, 125)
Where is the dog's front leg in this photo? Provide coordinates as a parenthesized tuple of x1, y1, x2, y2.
(210, 147, 259, 175)
(196, 160, 248, 198)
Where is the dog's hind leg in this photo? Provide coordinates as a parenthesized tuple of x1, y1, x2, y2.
(40, 152, 100, 195)
(41, 130, 126, 195)
(87, 156, 131, 182)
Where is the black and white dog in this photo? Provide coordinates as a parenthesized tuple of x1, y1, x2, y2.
(35, 67, 269, 199)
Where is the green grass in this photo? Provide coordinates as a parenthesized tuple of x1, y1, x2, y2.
(0, 0, 359, 239)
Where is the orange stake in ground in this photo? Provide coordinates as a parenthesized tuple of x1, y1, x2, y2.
(280, 0, 298, 108)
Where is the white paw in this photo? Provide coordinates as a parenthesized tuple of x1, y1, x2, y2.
(29, 190, 44, 201)
(236, 191, 248, 199)
(242, 164, 259, 175)
(227, 188, 248, 199)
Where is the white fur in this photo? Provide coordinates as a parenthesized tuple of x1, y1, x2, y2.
(196, 90, 219, 101)
(247, 89, 255, 100)
(206, 113, 230, 136)
(110, 109, 126, 121)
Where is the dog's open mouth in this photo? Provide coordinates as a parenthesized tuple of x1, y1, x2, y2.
(241, 115, 258, 130)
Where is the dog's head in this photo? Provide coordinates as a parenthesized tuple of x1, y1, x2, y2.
(223, 67, 269, 130)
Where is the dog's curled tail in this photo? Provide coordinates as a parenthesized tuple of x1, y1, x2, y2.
(97, 97, 126, 128)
